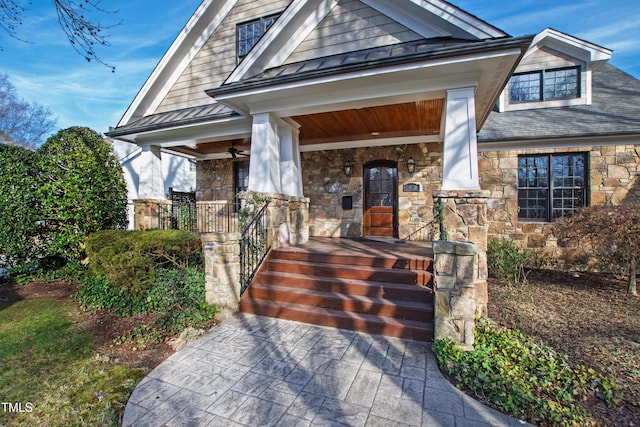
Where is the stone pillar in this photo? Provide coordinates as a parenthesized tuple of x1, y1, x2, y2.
(441, 88, 480, 191)
(433, 241, 484, 351)
(139, 145, 165, 199)
(257, 193, 310, 249)
(202, 233, 241, 310)
(133, 199, 171, 230)
(431, 190, 490, 350)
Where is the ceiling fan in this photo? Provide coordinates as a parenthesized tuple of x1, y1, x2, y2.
(227, 142, 249, 158)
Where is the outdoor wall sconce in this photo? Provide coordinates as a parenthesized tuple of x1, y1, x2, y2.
(343, 160, 353, 176)
(406, 157, 416, 174)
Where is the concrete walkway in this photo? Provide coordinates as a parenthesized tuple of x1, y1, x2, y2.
(123, 314, 528, 426)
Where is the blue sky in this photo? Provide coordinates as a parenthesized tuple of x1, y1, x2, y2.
(1, 0, 638, 139)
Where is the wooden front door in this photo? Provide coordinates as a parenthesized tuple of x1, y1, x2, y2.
(364, 160, 398, 238)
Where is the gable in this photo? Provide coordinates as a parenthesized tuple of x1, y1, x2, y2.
(227, 0, 507, 83)
(156, 0, 292, 115)
(114, 0, 510, 132)
(285, 0, 422, 64)
(516, 46, 584, 74)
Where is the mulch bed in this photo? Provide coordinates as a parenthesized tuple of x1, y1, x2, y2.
(488, 269, 640, 427)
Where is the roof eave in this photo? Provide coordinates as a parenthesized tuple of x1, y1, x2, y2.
(208, 35, 532, 99)
(478, 131, 640, 151)
(106, 112, 245, 140)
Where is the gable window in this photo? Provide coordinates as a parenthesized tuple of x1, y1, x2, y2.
(510, 66, 580, 103)
(237, 14, 279, 62)
(518, 153, 587, 222)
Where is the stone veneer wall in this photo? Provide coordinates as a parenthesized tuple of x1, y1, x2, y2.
(300, 142, 443, 239)
(133, 199, 172, 230)
(196, 159, 237, 202)
(479, 144, 640, 263)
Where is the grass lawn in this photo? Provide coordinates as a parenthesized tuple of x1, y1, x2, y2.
(0, 297, 146, 426)
(488, 270, 640, 426)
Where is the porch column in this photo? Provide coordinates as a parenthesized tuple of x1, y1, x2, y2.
(138, 145, 165, 199)
(441, 87, 480, 190)
(279, 118, 304, 197)
(248, 113, 282, 194)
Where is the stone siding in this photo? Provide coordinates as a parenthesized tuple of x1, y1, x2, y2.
(300, 142, 443, 239)
(196, 159, 237, 202)
(479, 144, 640, 262)
(133, 199, 172, 230)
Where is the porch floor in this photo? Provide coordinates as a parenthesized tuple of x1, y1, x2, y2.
(277, 236, 434, 261)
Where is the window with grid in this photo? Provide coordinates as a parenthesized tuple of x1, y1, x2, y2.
(510, 66, 580, 103)
(236, 14, 279, 62)
(234, 160, 249, 210)
(518, 153, 587, 221)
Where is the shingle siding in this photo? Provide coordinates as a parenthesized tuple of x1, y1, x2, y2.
(285, 0, 421, 64)
(156, 0, 292, 114)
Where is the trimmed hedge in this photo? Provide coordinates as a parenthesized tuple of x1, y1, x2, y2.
(85, 229, 202, 294)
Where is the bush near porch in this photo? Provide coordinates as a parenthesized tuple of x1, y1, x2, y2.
(79, 229, 218, 342)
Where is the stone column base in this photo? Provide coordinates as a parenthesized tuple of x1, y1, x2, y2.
(433, 240, 488, 351)
(202, 233, 241, 311)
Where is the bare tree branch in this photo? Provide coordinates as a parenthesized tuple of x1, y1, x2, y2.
(0, 0, 120, 71)
(0, 73, 57, 149)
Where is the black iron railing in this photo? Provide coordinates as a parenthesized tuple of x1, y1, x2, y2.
(197, 202, 241, 233)
(156, 201, 241, 233)
(240, 201, 270, 295)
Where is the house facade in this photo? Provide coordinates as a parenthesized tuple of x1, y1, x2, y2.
(478, 29, 640, 263)
(106, 0, 534, 243)
(106, 0, 639, 344)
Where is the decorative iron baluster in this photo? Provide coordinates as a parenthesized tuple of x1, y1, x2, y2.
(239, 201, 270, 295)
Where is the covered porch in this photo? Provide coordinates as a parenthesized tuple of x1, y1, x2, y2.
(116, 37, 530, 243)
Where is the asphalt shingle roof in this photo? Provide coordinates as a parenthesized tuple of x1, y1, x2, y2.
(478, 63, 640, 142)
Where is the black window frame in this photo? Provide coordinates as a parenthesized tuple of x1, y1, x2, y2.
(517, 152, 588, 222)
(233, 160, 249, 211)
(510, 66, 580, 103)
(236, 13, 280, 63)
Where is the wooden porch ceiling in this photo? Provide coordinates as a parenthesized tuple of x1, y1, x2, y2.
(171, 99, 444, 157)
(293, 99, 444, 145)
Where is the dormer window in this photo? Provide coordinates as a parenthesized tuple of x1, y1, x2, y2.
(510, 66, 580, 103)
(237, 14, 280, 62)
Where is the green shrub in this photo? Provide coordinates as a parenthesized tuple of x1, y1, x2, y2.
(77, 266, 217, 336)
(38, 127, 128, 262)
(80, 229, 215, 340)
(0, 143, 43, 269)
(488, 238, 532, 285)
(434, 319, 620, 426)
(85, 229, 201, 294)
(12, 259, 89, 285)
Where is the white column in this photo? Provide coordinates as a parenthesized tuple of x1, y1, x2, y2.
(279, 118, 304, 197)
(441, 87, 480, 190)
(138, 145, 165, 199)
(248, 113, 282, 194)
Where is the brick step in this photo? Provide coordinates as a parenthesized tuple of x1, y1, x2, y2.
(239, 299, 433, 341)
(253, 271, 433, 302)
(264, 259, 433, 286)
(245, 284, 434, 322)
(273, 248, 433, 271)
